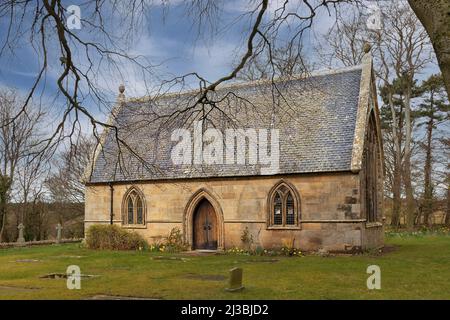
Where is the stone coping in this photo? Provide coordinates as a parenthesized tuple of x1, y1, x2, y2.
(0, 239, 83, 249)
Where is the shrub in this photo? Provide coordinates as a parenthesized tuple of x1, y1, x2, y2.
(163, 227, 188, 253)
(85, 224, 148, 251)
(240, 226, 254, 250)
(280, 246, 302, 256)
(280, 237, 301, 256)
(147, 228, 188, 253)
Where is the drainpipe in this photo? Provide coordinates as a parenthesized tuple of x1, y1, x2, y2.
(109, 183, 114, 225)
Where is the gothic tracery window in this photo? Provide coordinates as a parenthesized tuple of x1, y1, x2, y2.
(268, 182, 300, 227)
(123, 188, 146, 225)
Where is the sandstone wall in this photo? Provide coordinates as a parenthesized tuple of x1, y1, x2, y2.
(85, 172, 383, 251)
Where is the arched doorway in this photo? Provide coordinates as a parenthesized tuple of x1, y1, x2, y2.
(184, 188, 224, 250)
(193, 199, 218, 250)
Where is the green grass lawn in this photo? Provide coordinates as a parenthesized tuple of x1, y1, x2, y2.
(0, 235, 449, 300)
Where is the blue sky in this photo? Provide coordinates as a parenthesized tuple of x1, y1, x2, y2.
(0, 0, 442, 126)
(0, 1, 252, 89)
(0, 1, 255, 125)
(0, 1, 332, 111)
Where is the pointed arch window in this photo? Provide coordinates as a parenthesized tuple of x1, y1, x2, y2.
(123, 188, 146, 226)
(268, 182, 300, 228)
(364, 111, 379, 223)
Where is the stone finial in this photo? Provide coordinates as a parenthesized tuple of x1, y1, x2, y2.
(363, 42, 372, 54)
(117, 84, 125, 103)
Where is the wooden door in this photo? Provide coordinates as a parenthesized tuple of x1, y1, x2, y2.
(193, 199, 218, 250)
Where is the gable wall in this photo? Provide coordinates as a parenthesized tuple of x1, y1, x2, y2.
(85, 172, 383, 252)
(358, 87, 385, 249)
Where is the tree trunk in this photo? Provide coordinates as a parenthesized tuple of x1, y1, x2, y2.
(391, 156, 402, 227)
(403, 158, 416, 231)
(388, 93, 402, 228)
(403, 87, 416, 231)
(446, 178, 450, 226)
(0, 202, 4, 242)
(422, 105, 434, 226)
(408, 1, 450, 97)
(0, 212, 6, 242)
(0, 175, 12, 242)
(422, 118, 433, 226)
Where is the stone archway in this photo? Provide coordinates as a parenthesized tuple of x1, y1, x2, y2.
(184, 188, 224, 250)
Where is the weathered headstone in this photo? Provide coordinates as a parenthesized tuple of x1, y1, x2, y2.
(17, 223, 25, 243)
(225, 267, 244, 292)
(56, 223, 63, 243)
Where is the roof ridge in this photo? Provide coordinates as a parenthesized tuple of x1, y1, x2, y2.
(126, 64, 363, 103)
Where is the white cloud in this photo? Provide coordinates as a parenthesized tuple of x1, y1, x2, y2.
(186, 40, 242, 82)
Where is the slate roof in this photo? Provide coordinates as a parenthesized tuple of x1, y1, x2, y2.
(88, 65, 364, 183)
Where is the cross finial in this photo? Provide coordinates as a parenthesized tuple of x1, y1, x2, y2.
(363, 42, 372, 54)
(117, 84, 125, 103)
(17, 223, 25, 243)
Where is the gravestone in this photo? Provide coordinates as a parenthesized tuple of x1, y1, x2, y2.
(56, 223, 63, 243)
(317, 248, 330, 257)
(225, 267, 244, 292)
(17, 223, 25, 243)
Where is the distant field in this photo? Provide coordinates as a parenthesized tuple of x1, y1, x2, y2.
(0, 235, 449, 299)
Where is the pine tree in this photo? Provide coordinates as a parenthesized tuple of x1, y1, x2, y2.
(415, 74, 449, 226)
